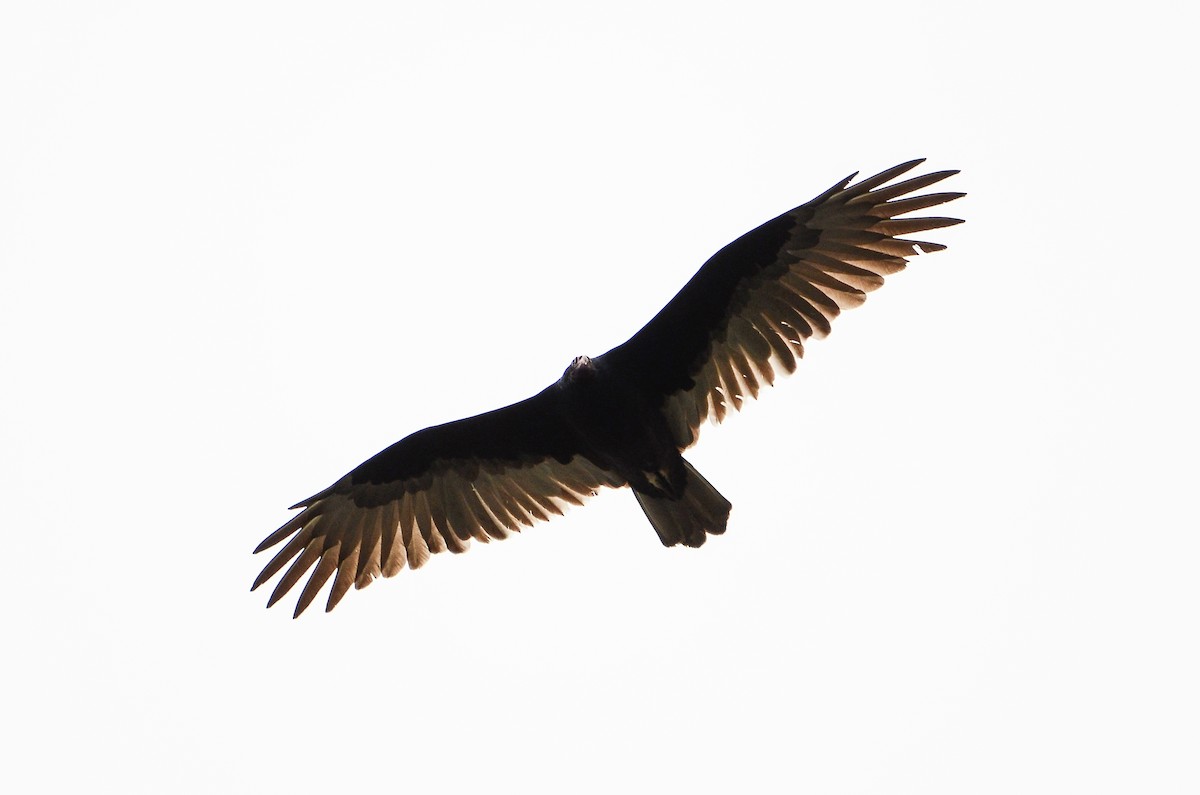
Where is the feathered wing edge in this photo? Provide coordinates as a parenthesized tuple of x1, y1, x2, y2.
(252, 455, 624, 617)
(660, 159, 964, 448)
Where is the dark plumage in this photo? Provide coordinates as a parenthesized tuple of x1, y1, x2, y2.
(253, 159, 964, 616)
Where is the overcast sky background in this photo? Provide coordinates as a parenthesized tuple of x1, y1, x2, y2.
(3, 2, 1196, 793)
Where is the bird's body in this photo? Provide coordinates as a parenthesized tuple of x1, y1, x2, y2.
(554, 354, 729, 548)
(557, 355, 684, 502)
(253, 160, 964, 616)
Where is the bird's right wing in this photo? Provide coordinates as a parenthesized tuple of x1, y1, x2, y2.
(252, 385, 625, 617)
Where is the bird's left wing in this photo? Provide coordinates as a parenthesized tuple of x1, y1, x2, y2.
(252, 385, 624, 617)
(598, 159, 963, 448)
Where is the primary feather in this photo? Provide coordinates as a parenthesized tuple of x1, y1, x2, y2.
(253, 159, 963, 616)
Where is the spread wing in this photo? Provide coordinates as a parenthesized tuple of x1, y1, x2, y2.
(597, 159, 964, 448)
(252, 385, 624, 617)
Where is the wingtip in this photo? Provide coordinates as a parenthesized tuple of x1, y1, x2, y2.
(925, 168, 961, 182)
(866, 157, 926, 176)
(288, 478, 344, 511)
(843, 159, 931, 198)
(288, 590, 312, 618)
(255, 584, 307, 619)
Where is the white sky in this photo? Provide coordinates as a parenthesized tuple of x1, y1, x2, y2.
(2, 2, 1196, 793)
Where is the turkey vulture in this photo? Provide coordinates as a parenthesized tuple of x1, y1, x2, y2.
(253, 159, 963, 616)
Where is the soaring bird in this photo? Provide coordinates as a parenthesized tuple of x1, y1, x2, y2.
(253, 159, 963, 616)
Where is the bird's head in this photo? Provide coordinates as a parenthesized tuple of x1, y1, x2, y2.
(561, 354, 596, 384)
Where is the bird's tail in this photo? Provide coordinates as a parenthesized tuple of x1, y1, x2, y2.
(633, 458, 731, 548)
